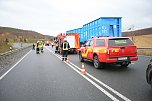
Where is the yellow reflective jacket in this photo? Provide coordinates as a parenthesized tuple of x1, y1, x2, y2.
(61, 41, 70, 50)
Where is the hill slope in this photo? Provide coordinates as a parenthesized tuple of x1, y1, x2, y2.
(0, 26, 46, 53)
(122, 27, 152, 48)
(0, 26, 45, 41)
(122, 27, 152, 37)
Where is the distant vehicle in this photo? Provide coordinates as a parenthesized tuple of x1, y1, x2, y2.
(146, 59, 152, 88)
(78, 37, 138, 69)
(45, 41, 50, 46)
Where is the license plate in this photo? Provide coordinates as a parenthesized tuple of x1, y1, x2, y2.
(118, 57, 128, 60)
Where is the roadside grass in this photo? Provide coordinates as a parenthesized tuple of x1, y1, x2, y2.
(0, 43, 11, 53)
(130, 34, 152, 56)
(132, 34, 152, 48)
(0, 41, 13, 53)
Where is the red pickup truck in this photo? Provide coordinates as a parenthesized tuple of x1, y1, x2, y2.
(78, 37, 138, 69)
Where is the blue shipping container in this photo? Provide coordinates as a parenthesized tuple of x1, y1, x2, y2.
(66, 17, 122, 43)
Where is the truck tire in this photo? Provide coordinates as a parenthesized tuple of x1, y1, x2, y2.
(93, 55, 103, 69)
(79, 52, 84, 62)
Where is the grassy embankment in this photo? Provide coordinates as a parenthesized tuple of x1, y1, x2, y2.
(0, 38, 14, 53)
(131, 34, 152, 56)
(0, 43, 11, 53)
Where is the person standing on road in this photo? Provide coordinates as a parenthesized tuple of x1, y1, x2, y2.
(55, 41, 59, 53)
(36, 41, 44, 54)
(36, 41, 41, 53)
(61, 38, 70, 61)
(32, 43, 35, 50)
(51, 42, 54, 48)
(41, 41, 44, 52)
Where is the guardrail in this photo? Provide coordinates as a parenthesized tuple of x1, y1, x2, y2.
(137, 47, 152, 50)
(137, 47, 152, 56)
(0, 45, 32, 58)
(0, 45, 32, 72)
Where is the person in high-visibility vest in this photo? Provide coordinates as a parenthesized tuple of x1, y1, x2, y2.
(36, 41, 44, 54)
(61, 38, 70, 61)
(41, 42, 44, 52)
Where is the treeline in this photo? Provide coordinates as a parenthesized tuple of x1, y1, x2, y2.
(0, 26, 51, 53)
(0, 26, 45, 43)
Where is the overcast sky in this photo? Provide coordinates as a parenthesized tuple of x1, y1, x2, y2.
(0, 0, 152, 36)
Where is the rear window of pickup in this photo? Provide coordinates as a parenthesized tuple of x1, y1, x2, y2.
(109, 38, 134, 46)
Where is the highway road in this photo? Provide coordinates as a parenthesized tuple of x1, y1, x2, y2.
(0, 46, 152, 101)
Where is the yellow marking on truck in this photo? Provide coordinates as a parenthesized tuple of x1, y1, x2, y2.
(99, 49, 107, 53)
(94, 48, 107, 53)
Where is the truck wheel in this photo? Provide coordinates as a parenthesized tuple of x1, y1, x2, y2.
(79, 52, 84, 62)
(93, 55, 103, 69)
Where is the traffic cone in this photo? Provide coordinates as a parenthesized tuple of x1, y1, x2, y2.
(81, 63, 86, 75)
(66, 57, 69, 63)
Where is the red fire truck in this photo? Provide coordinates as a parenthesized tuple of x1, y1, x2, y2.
(55, 33, 80, 54)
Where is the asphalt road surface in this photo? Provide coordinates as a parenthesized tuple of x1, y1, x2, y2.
(0, 46, 152, 101)
(13, 43, 32, 49)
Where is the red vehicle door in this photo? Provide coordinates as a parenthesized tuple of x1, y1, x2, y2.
(81, 40, 94, 59)
(81, 40, 91, 58)
(87, 40, 94, 59)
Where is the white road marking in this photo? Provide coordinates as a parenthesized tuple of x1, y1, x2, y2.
(69, 62, 131, 101)
(0, 50, 32, 80)
(46, 47, 132, 101)
(66, 62, 119, 101)
(46, 47, 119, 101)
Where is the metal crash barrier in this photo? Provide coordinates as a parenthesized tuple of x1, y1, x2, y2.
(137, 47, 152, 56)
(0, 45, 32, 72)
